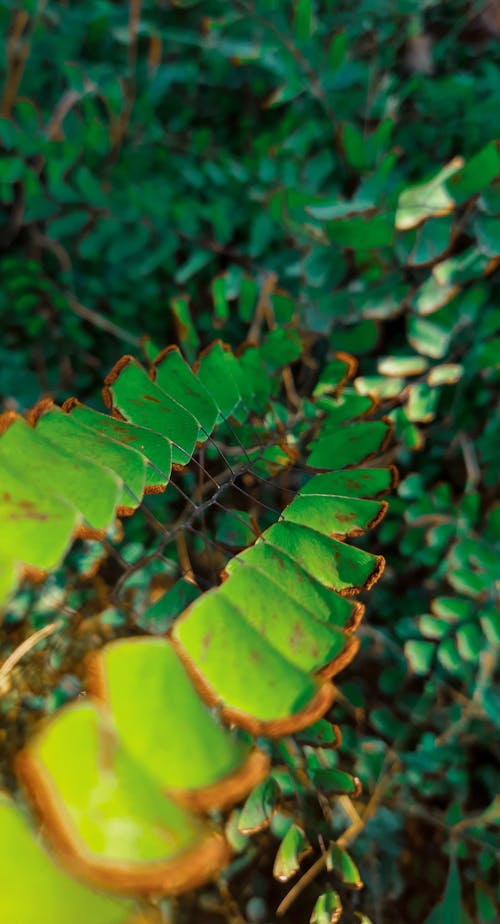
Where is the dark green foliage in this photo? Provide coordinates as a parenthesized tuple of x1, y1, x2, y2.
(0, 2, 499, 923)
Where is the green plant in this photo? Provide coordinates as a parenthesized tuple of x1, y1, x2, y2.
(0, 330, 394, 922)
(1, 2, 499, 921)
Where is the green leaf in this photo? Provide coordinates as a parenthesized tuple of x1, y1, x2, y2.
(104, 356, 199, 465)
(259, 327, 303, 371)
(456, 623, 483, 663)
(474, 215, 500, 257)
(65, 402, 172, 491)
(211, 274, 230, 325)
(273, 824, 311, 881)
(196, 341, 241, 419)
(424, 856, 473, 924)
(378, 356, 429, 377)
(356, 375, 405, 399)
(407, 314, 452, 359)
(326, 842, 363, 889)
(238, 777, 280, 834)
(310, 767, 361, 795)
(265, 81, 304, 108)
(332, 320, 379, 355)
(218, 565, 350, 675)
(407, 214, 454, 266)
(405, 640, 435, 674)
(169, 296, 200, 362)
(282, 488, 386, 538)
(396, 158, 463, 230)
(419, 615, 450, 640)
(0, 419, 120, 531)
(152, 346, 218, 438)
(296, 719, 341, 748)
(437, 638, 463, 673)
(48, 209, 89, 239)
(405, 383, 440, 423)
(35, 405, 146, 511)
(239, 277, 258, 322)
(174, 248, 212, 284)
(270, 290, 295, 324)
(432, 249, 491, 287)
(481, 608, 500, 646)
(314, 355, 357, 396)
(138, 579, 201, 633)
(264, 520, 384, 594)
(0, 156, 24, 183)
(0, 455, 77, 572)
(0, 796, 135, 924)
(215, 509, 257, 547)
(327, 32, 347, 72)
(339, 123, 367, 171)
(225, 810, 250, 854)
(427, 364, 463, 386)
(446, 142, 500, 204)
(17, 701, 229, 893)
(294, 0, 314, 40)
(327, 213, 394, 249)
(310, 886, 343, 923)
(300, 467, 394, 500)
(307, 420, 391, 469)
(475, 885, 497, 923)
(307, 198, 374, 220)
(317, 390, 376, 424)
(90, 637, 267, 806)
(227, 540, 359, 631)
(173, 589, 321, 728)
(410, 276, 459, 317)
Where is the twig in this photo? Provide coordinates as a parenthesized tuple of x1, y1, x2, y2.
(1, 10, 30, 117)
(112, 0, 142, 149)
(0, 621, 61, 695)
(45, 89, 87, 140)
(459, 431, 481, 489)
(403, 802, 500, 854)
(277, 730, 402, 916)
(175, 532, 195, 583)
(276, 853, 326, 916)
(282, 367, 302, 409)
(247, 271, 278, 343)
(66, 293, 141, 346)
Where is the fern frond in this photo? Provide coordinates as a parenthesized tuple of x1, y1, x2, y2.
(0, 333, 395, 920)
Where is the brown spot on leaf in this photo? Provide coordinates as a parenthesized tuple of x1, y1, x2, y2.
(201, 632, 212, 659)
(289, 622, 305, 651)
(335, 512, 355, 524)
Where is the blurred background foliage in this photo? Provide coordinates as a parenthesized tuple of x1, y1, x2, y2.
(0, 1, 499, 922)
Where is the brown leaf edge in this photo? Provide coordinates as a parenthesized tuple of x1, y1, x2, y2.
(86, 641, 271, 813)
(15, 710, 230, 897)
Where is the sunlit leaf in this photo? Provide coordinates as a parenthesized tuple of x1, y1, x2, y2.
(0, 796, 135, 924)
(273, 824, 311, 882)
(310, 886, 343, 923)
(17, 701, 229, 894)
(326, 842, 363, 889)
(89, 637, 269, 809)
(395, 158, 463, 230)
(238, 777, 280, 835)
